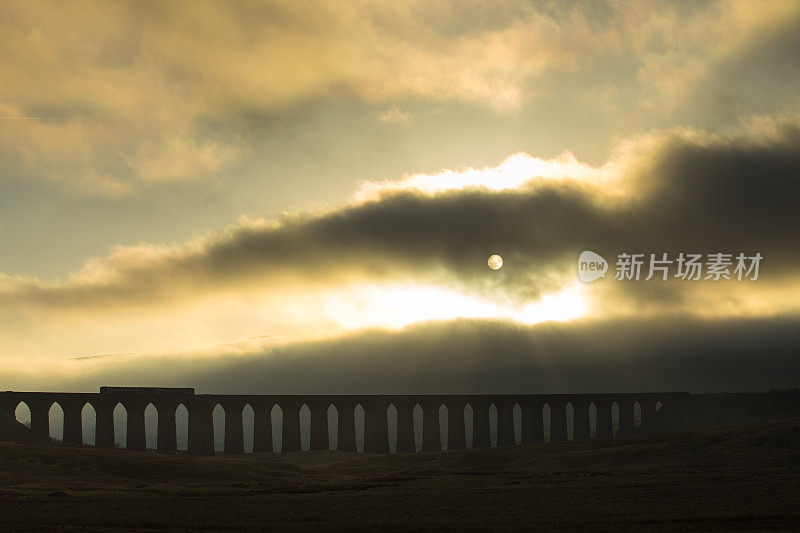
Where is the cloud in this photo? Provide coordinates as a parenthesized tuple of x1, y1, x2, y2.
(377, 107, 414, 125)
(6, 314, 800, 395)
(354, 151, 615, 200)
(1, 0, 798, 193)
(0, 110, 799, 366)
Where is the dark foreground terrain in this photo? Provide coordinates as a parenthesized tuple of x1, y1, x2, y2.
(1, 419, 799, 531)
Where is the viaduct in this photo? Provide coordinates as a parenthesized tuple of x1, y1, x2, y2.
(0, 390, 689, 455)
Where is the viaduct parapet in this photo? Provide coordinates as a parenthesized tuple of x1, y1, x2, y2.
(0, 391, 688, 455)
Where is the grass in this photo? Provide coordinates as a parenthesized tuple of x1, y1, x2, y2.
(1, 418, 799, 530)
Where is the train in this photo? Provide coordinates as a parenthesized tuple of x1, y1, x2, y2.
(99, 386, 195, 395)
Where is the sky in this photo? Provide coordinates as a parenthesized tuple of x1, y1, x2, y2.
(1, 0, 800, 394)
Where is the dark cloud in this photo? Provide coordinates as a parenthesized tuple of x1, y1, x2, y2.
(6, 117, 800, 314)
(0, 114, 798, 326)
(20, 314, 800, 395)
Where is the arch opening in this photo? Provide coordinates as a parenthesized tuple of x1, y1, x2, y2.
(271, 404, 283, 452)
(611, 401, 620, 436)
(82, 403, 96, 445)
(488, 403, 498, 447)
(14, 401, 31, 428)
(412, 403, 423, 452)
(144, 403, 158, 450)
(633, 401, 642, 431)
(299, 404, 311, 451)
(176, 403, 189, 451)
(513, 403, 522, 445)
(327, 404, 338, 450)
(387, 403, 398, 454)
(113, 403, 127, 448)
(49, 402, 64, 441)
(589, 402, 597, 439)
(354, 404, 365, 453)
(243, 404, 255, 453)
(566, 402, 575, 441)
(212, 404, 225, 452)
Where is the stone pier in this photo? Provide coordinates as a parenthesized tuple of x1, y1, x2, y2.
(335, 400, 357, 452)
(252, 402, 273, 453)
(421, 400, 441, 451)
(496, 400, 516, 446)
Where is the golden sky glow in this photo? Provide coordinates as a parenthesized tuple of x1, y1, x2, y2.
(1, 1, 799, 391)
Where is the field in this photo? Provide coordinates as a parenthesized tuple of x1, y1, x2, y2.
(1, 418, 799, 531)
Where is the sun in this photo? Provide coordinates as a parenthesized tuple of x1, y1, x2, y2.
(488, 254, 503, 270)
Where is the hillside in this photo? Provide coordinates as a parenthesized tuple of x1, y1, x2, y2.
(1, 418, 799, 530)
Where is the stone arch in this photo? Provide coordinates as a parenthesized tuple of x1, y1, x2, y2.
(565, 401, 575, 441)
(463, 402, 474, 448)
(144, 403, 158, 450)
(542, 402, 551, 442)
(333, 401, 357, 453)
(354, 403, 365, 453)
(418, 400, 443, 452)
(513, 402, 522, 445)
(113, 402, 127, 448)
(386, 403, 398, 454)
(412, 403, 423, 452)
(175, 403, 189, 451)
(488, 402, 498, 447)
(307, 401, 330, 452)
(518, 400, 545, 445)
(81, 402, 96, 445)
(588, 401, 597, 439)
(49, 401, 64, 441)
(212, 403, 225, 452)
(249, 401, 275, 454)
(270, 404, 283, 452)
(327, 403, 338, 450)
(633, 400, 642, 431)
(298, 403, 311, 451)
(611, 401, 620, 436)
(221, 402, 246, 455)
(14, 401, 31, 427)
(392, 401, 415, 454)
(242, 403, 255, 453)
